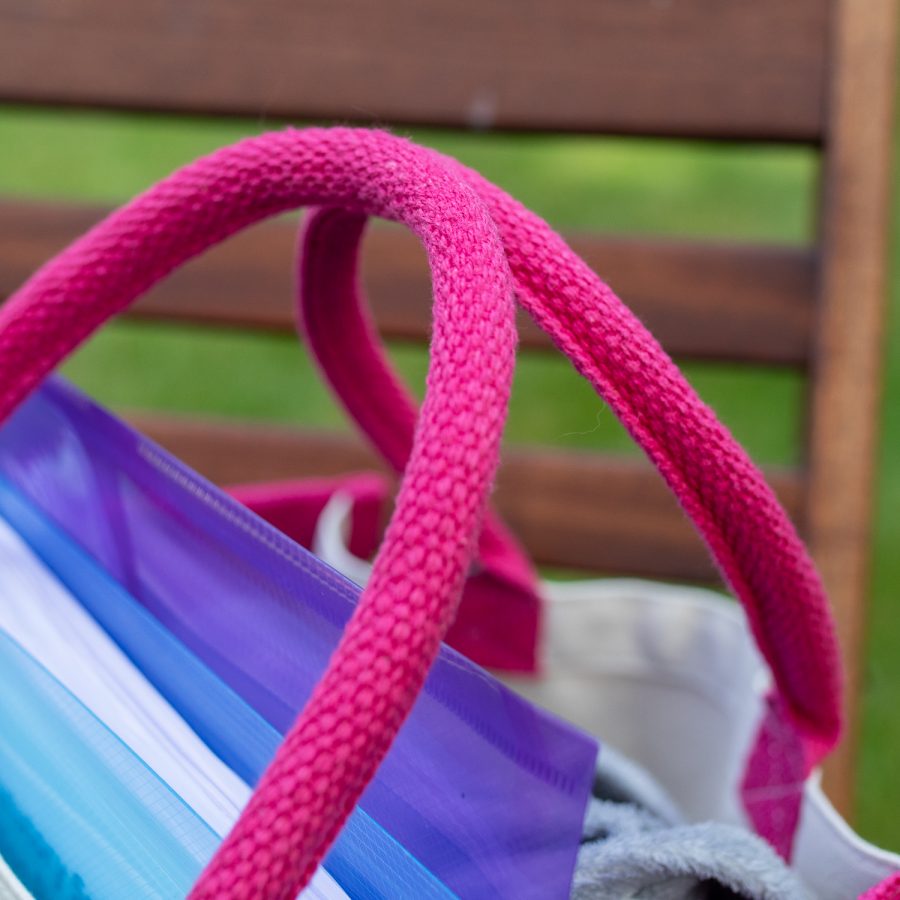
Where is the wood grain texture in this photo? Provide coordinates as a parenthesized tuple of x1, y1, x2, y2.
(0, 200, 816, 364)
(0, 0, 828, 140)
(129, 411, 804, 581)
(808, 0, 899, 817)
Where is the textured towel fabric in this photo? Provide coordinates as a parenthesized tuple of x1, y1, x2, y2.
(574, 751, 808, 900)
(574, 813, 808, 900)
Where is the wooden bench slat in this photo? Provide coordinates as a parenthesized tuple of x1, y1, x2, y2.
(0, 200, 816, 364)
(806, 0, 900, 813)
(130, 412, 804, 581)
(0, 0, 828, 141)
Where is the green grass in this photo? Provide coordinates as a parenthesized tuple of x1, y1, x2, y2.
(0, 104, 896, 845)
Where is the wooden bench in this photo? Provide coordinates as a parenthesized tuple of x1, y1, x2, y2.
(0, 0, 895, 816)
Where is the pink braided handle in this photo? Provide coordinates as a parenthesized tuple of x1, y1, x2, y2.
(300, 205, 543, 671)
(0, 129, 517, 899)
(446, 158, 843, 859)
(295, 173, 844, 856)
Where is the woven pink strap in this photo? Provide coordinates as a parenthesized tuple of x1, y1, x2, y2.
(295, 170, 843, 856)
(451, 159, 841, 859)
(863, 872, 900, 899)
(0, 129, 518, 899)
(300, 206, 542, 671)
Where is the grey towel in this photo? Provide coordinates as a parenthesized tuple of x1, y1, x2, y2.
(573, 749, 809, 900)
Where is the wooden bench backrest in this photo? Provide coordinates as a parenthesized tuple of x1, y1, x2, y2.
(0, 0, 895, 814)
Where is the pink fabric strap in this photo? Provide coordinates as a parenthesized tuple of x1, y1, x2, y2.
(863, 872, 900, 899)
(295, 173, 843, 856)
(450, 160, 841, 859)
(0, 129, 518, 899)
(300, 206, 541, 671)
(453, 156, 840, 748)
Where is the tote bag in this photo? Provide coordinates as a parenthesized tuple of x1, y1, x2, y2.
(0, 127, 895, 898)
(286, 156, 900, 899)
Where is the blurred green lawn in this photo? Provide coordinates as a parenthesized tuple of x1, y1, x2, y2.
(0, 104, 897, 847)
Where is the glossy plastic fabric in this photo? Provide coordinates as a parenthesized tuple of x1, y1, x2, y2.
(0, 379, 597, 899)
(0, 475, 452, 900)
(0, 627, 219, 899)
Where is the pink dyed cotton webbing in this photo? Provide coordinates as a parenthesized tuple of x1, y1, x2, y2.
(294, 171, 843, 856)
(457, 155, 842, 785)
(0, 128, 844, 895)
(863, 872, 900, 899)
(300, 205, 542, 672)
(454, 157, 842, 859)
(0, 129, 517, 899)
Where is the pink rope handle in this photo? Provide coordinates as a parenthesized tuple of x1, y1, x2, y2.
(0, 128, 518, 899)
(300, 206, 543, 671)
(300, 205, 537, 575)
(459, 157, 843, 858)
(863, 872, 900, 899)
(295, 158, 844, 856)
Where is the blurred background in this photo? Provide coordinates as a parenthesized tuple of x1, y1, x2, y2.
(0, 0, 896, 857)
